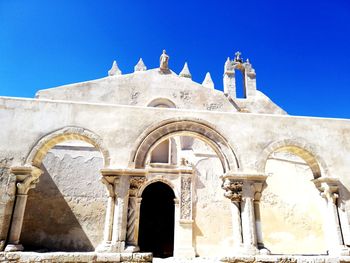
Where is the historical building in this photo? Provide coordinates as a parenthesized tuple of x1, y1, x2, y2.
(1, 51, 350, 262)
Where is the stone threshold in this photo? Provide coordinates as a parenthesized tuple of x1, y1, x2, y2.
(155, 255, 350, 263)
(1, 253, 350, 263)
(0, 252, 152, 263)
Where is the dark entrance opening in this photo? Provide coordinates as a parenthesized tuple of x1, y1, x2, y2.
(138, 182, 175, 258)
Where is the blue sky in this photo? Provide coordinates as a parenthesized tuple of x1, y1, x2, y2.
(0, 0, 349, 118)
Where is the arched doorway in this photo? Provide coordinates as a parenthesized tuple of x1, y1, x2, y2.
(138, 182, 175, 258)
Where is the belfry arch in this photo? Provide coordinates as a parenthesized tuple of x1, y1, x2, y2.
(130, 118, 240, 172)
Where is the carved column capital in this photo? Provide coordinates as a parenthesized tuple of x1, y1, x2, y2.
(100, 177, 115, 197)
(10, 166, 43, 195)
(221, 172, 268, 202)
(222, 178, 243, 202)
(129, 176, 146, 197)
(313, 177, 339, 203)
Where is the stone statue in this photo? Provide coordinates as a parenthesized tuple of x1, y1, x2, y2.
(159, 50, 169, 71)
(234, 51, 243, 63)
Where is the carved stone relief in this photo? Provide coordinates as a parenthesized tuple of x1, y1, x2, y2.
(180, 176, 192, 220)
(129, 176, 146, 197)
(127, 176, 146, 244)
(221, 178, 243, 202)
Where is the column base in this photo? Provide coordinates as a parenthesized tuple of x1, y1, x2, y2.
(95, 241, 125, 253)
(328, 245, 350, 256)
(4, 243, 24, 252)
(227, 244, 260, 256)
(0, 240, 5, 251)
(241, 245, 259, 255)
(125, 245, 140, 252)
(173, 247, 196, 259)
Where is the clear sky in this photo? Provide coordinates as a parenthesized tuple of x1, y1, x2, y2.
(0, 0, 349, 118)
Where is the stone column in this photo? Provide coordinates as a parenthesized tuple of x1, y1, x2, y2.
(221, 172, 267, 255)
(221, 178, 243, 249)
(5, 166, 42, 252)
(243, 60, 257, 97)
(223, 58, 236, 98)
(253, 182, 266, 250)
(125, 176, 145, 252)
(241, 182, 258, 254)
(96, 177, 115, 252)
(174, 174, 195, 258)
(313, 177, 350, 256)
(111, 175, 130, 252)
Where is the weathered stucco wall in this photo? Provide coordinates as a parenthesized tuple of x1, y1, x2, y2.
(261, 152, 326, 254)
(20, 142, 106, 251)
(0, 95, 350, 255)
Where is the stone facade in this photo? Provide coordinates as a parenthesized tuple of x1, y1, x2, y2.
(0, 51, 350, 261)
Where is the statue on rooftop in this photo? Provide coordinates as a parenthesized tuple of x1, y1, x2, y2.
(234, 51, 243, 63)
(159, 50, 169, 71)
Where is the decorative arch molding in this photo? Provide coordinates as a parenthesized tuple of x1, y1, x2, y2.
(256, 138, 329, 179)
(25, 126, 111, 168)
(130, 117, 240, 173)
(137, 177, 179, 200)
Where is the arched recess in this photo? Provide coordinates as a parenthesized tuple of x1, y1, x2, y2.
(256, 138, 329, 179)
(25, 126, 111, 168)
(130, 118, 240, 173)
(18, 126, 110, 252)
(257, 138, 329, 254)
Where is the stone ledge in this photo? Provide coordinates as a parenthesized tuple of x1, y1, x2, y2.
(1, 253, 350, 263)
(153, 255, 350, 263)
(0, 252, 152, 263)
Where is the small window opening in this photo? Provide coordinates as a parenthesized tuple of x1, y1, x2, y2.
(235, 69, 246, 98)
(151, 140, 170, 163)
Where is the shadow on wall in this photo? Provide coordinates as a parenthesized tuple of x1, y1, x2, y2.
(20, 165, 94, 251)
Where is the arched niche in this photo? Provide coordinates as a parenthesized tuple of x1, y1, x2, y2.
(16, 127, 110, 252)
(257, 139, 328, 254)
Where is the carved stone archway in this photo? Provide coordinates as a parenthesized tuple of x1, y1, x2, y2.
(130, 118, 240, 173)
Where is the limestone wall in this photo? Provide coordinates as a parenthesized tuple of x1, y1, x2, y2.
(20, 142, 106, 251)
(261, 152, 326, 254)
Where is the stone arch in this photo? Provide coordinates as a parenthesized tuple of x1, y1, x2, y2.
(25, 126, 111, 168)
(256, 138, 329, 179)
(147, 98, 176, 108)
(137, 177, 179, 200)
(130, 118, 240, 173)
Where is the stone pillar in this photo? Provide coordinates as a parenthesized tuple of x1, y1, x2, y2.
(221, 172, 267, 255)
(111, 175, 130, 252)
(125, 176, 146, 252)
(223, 57, 236, 98)
(241, 182, 258, 254)
(5, 166, 42, 252)
(174, 174, 195, 258)
(313, 177, 350, 256)
(221, 178, 243, 249)
(96, 177, 115, 252)
(243, 60, 257, 97)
